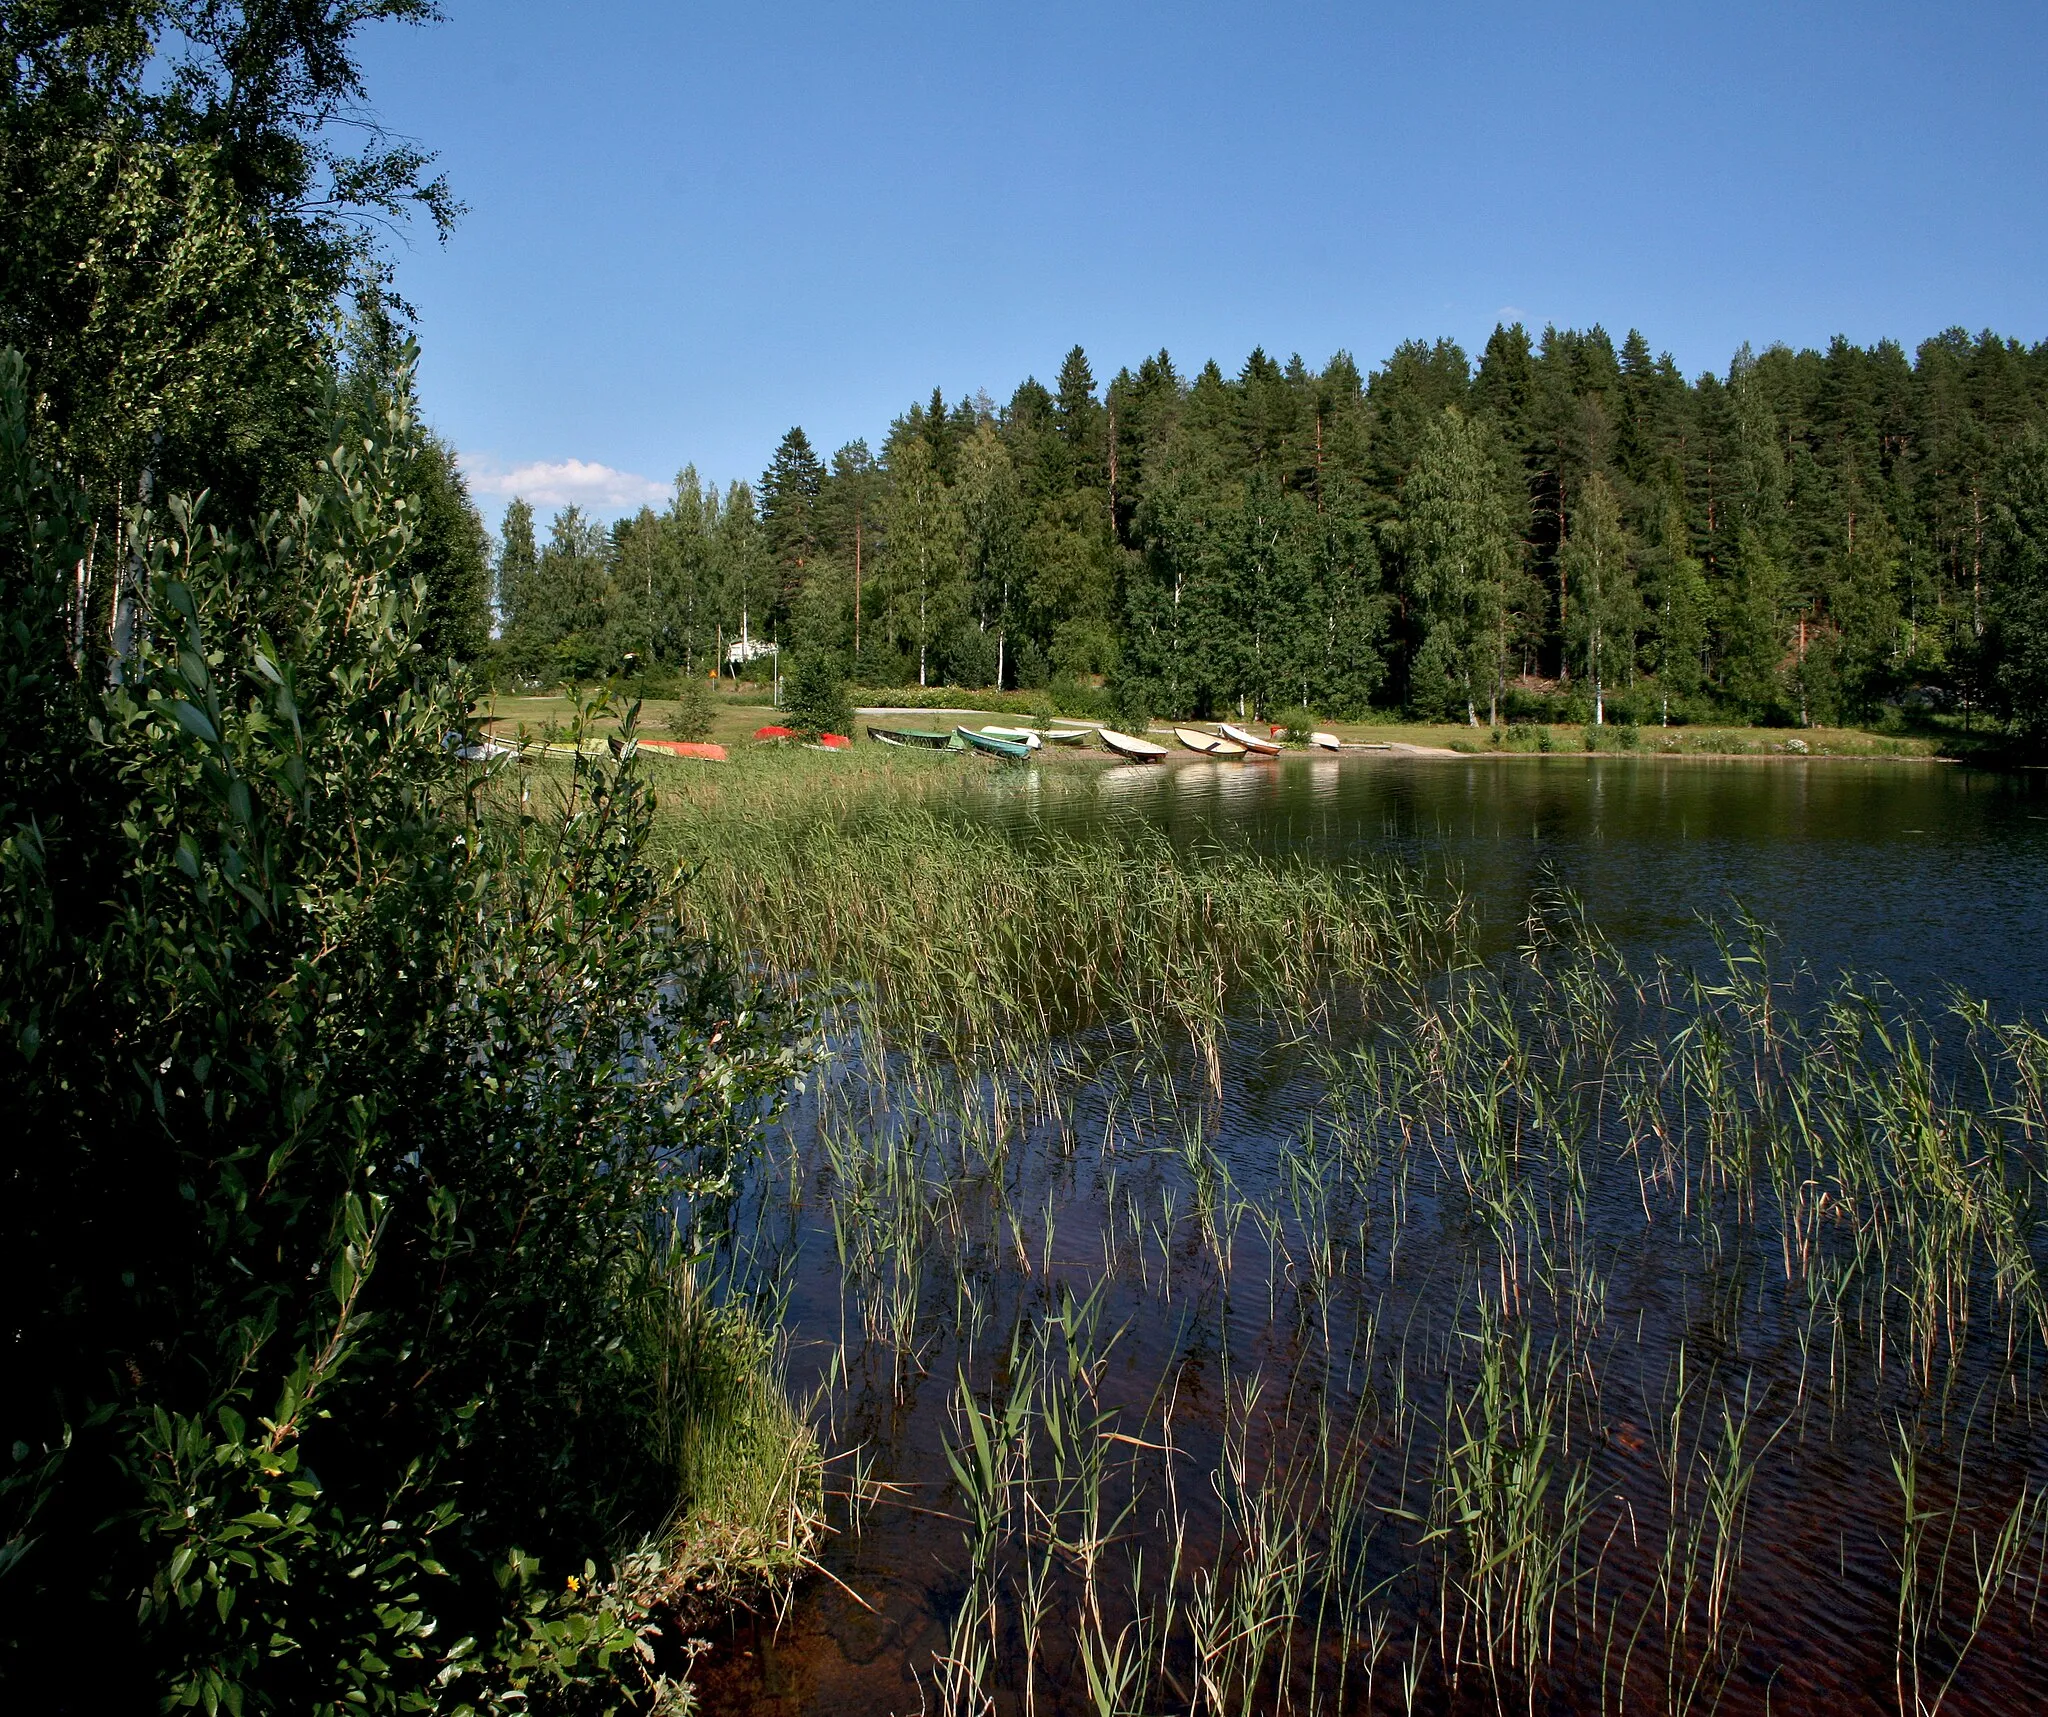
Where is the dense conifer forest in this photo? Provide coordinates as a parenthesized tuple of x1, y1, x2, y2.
(499, 329, 2048, 733)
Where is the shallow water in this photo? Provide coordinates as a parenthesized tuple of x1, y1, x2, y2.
(691, 756, 2048, 1717)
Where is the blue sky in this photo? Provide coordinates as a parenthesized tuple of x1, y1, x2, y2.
(353, 1, 2048, 527)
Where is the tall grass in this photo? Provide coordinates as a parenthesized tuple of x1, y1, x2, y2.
(651, 766, 1467, 1061)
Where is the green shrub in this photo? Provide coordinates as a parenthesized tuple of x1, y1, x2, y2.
(664, 675, 716, 742)
(0, 350, 796, 1713)
(785, 652, 853, 739)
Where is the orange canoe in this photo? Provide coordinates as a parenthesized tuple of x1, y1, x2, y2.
(639, 739, 728, 761)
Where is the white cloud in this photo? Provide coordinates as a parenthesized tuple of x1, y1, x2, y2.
(459, 454, 669, 512)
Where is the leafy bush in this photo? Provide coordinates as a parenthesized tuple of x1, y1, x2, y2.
(0, 351, 796, 1713)
(784, 652, 852, 739)
(664, 676, 715, 742)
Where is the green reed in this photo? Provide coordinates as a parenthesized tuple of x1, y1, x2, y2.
(654, 753, 2048, 1715)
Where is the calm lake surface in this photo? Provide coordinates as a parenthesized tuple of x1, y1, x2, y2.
(694, 755, 2048, 1717)
(987, 754, 2048, 1017)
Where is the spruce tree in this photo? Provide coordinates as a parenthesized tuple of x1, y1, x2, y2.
(759, 426, 824, 628)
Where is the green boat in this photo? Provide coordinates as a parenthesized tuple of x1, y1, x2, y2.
(866, 724, 955, 749)
(957, 725, 1032, 761)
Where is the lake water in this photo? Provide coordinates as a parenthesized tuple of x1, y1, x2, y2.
(691, 756, 2048, 1717)
(988, 754, 2048, 1017)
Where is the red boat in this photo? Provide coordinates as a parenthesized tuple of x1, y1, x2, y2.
(638, 739, 728, 761)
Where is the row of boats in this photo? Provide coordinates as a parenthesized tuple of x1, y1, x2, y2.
(864, 719, 1349, 764)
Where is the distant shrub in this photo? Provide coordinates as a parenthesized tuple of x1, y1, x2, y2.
(785, 651, 853, 739)
(1050, 675, 1114, 721)
(665, 675, 716, 742)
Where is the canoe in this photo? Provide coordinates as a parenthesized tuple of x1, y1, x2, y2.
(820, 732, 851, 749)
(754, 724, 796, 741)
(866, 724, 954, 748)
(1043, 728, 1091, 746)
(637, 738, 728, 762)
(979, 724, 1043, 749)
(1308, 731, 1341, 752)
(1219, 722, 1284, 756)
(957, 725, 1033, 761)
(1174, 727, 1221, 754)
(1098, 727, 1169, 762)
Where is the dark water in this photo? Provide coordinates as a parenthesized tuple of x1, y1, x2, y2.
(986, 754, 2048, 1017)
(691, 756, 2048, 1717)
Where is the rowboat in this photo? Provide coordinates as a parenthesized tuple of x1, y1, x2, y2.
(1219, 722, 1284, 756)
(1209, 738, 1247, 757)
(957, 725, 1033, 761)
(1043, 728, 1091, 746)
(979, 724, 1043, 749)
(866, 724, 954, 749)
(1174, 727, 1221, 753)
(754, 724, 796, 741)
(1307, 731, 1341, 752)
(1097, 727, 1169, 762)
(637, 738, 728, 762)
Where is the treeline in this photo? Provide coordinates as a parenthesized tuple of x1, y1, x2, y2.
(502, 329, 2048, 731)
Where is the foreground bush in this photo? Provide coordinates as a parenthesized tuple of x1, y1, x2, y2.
(0, 352, 799, 1712)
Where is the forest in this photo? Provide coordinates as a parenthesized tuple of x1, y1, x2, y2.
(498, 328, 2048, 733)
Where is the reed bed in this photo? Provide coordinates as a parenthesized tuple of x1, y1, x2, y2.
(634, 751, 2048, 1716)
(653, 774, 1468, 1062)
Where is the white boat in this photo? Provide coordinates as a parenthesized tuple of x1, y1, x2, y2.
(1308, 731, 1341, 752)
(1097, 727, 1169, 762)
(1043, 728, 1091, 746)
(980, 724, 1042, 749)
(1219, 722, 1284, 756)
(1210, 738, 1248, 757)
(1174, 727, 1221, 753)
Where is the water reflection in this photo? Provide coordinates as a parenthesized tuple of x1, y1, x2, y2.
(979, 754, 2048, 1016)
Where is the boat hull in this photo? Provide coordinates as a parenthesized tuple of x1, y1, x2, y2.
(957, 725, 1032, 760)
(1098, 727, 1169, 762)
(1219, 722, 1284, 755)
(866, 725, 955, 749)
(1174, 727, 1220, 753)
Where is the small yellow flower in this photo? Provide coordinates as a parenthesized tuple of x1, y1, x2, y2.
(566, 1573, 581, 1593)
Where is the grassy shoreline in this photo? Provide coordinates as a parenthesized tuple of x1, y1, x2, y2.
(484, 688, 1955, 765)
